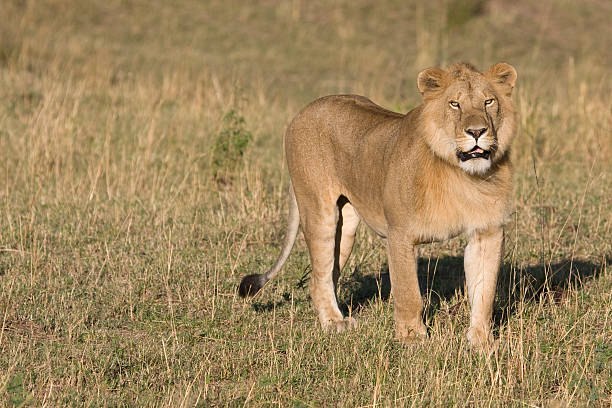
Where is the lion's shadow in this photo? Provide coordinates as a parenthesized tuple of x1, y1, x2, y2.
(338, 256, 608, 327)
(250, 254, 607, 328)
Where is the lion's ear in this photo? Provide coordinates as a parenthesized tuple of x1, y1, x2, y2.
(417, 68, 447, 96)
(486, 63, 517, 94)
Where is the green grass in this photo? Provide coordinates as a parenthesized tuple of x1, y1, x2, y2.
(1, 0, 611, 406)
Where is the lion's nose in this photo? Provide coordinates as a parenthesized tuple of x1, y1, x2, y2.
(465, 127, 487, 140)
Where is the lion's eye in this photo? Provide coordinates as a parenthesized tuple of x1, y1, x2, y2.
(449, 101, 460, 109)
(484, 99, 495, 106)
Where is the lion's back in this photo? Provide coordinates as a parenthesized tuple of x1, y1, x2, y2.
(284, 95, 403, 205)
(285, 95, 403, 162)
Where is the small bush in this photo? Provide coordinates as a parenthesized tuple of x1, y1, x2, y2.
(211, 109, 253, 183)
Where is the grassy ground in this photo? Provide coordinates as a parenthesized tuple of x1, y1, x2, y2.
(0, 0, 611, 406)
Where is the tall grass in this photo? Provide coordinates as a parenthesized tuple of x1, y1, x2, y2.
(0, 0, 610, 406)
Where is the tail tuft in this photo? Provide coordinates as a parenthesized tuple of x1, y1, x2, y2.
(238, 274, 268, 297)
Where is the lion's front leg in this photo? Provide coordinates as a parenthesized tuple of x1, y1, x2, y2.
(387, 231, 427, 343)
(464, 226, 503, 351)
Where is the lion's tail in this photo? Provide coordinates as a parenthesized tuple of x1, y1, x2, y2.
(238, 182, 300, 297)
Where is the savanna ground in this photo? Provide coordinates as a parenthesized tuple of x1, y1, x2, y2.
(0, 0, 611, 406)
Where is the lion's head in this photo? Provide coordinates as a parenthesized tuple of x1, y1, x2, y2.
(417, 62, 517, 175)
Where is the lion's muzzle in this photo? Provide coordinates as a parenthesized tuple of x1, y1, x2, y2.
(457, 146, 491, 161)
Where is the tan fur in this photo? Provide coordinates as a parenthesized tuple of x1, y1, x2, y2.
(256, 62, 517, 350)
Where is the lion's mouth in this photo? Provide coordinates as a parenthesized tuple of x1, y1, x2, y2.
(457, 146, 491, 162)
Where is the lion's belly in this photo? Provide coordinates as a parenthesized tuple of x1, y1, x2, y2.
(411, 190, 509, 243)
(351, 205, 388, 238)
(350, 194, 507, 243)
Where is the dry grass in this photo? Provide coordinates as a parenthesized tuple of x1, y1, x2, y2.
(0, 0, 610, 406)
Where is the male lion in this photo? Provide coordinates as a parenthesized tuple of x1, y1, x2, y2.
(239, 62, 517, 350)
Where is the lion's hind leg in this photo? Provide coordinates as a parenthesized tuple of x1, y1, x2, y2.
(301, 197, 357, 333)
(336, 199, 360, 274)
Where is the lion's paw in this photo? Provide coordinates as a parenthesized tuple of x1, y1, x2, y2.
(467, 326, 498, 354)
(322, 317, 358, 333)
(396, 324, 428, 345)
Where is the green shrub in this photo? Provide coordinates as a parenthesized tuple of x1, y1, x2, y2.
(211, 109, 253, 182)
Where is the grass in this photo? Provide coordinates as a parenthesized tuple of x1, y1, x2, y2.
(0, 0, 611, 406)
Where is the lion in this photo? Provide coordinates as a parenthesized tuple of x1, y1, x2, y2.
(239, 62, 517, 351)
